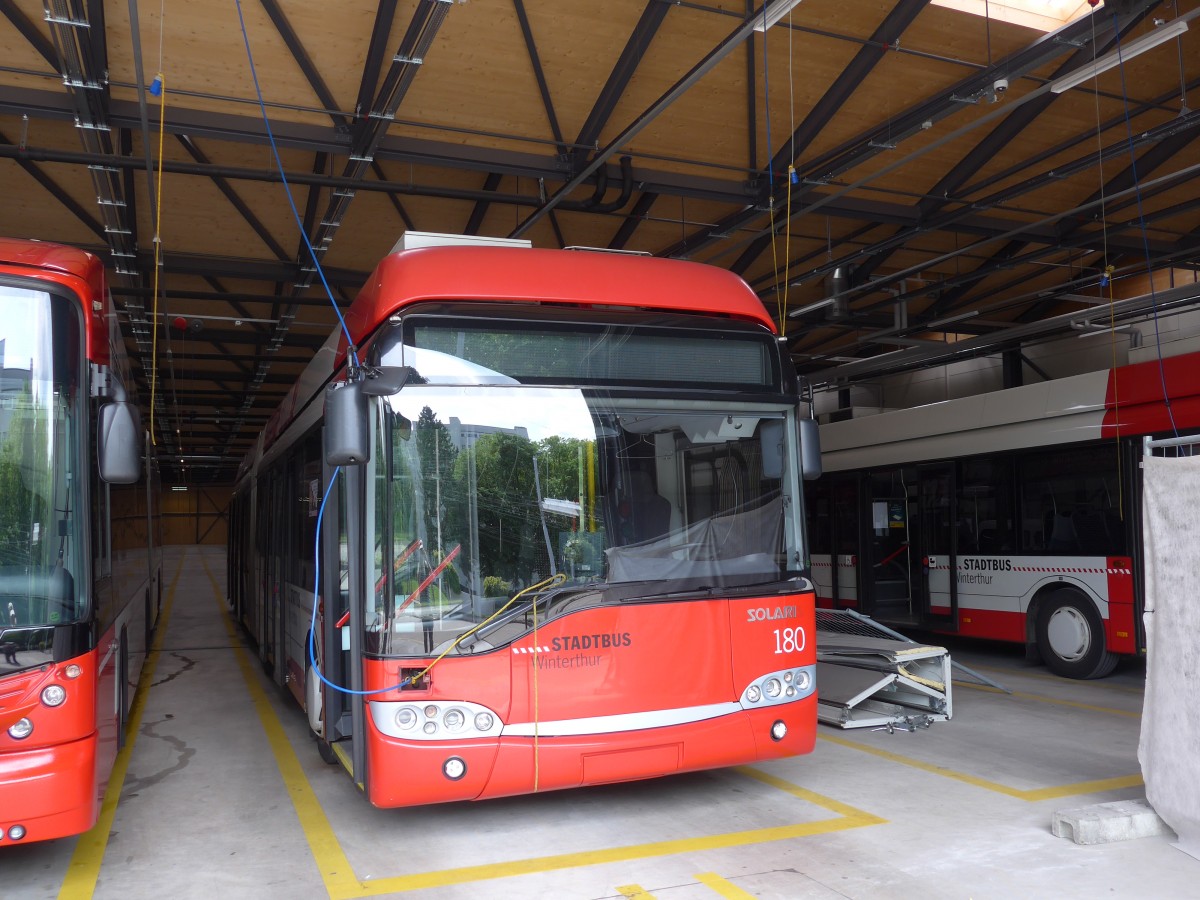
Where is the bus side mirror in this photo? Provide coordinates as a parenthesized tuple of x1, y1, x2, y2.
(325, 380, 369, 466)
(799, 417, 822, 481)
(97, 401, 143, 484)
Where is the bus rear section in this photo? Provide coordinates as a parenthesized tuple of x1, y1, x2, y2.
(810, 351, 1200, 678)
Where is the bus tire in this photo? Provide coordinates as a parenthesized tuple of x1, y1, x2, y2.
(1035, 589, 1118, 679)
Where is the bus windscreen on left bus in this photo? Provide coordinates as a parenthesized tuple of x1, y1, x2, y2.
(0, 285, 85, 676)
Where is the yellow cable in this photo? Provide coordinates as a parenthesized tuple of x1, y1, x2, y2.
(150, 73, 166, 445)
(532, 589, 539, 792)
(1106, 266, 1124, 521)
(781, 166, 794, 333)
(407, 573, 564, 685)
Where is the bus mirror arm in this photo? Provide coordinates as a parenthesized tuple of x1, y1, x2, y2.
(361, 365, 415, 397)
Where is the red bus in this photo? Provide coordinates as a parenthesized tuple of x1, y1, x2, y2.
(228, 233, 819, 807)
(0, 238, 162, 843)
(807, 349, 1200, 678)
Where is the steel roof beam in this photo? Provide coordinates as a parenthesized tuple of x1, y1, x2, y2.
(354, 0, 399, 126)
(259, 0, 350, 130)
(767, 0, 928, 177)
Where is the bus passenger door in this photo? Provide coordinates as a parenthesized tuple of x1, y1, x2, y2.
(917, 463, 957, 627)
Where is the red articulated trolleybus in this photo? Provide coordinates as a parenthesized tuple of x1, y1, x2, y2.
(0, 238, 162, 844)
(808, 349, 1200, 679)
(228, 232, 821, 807)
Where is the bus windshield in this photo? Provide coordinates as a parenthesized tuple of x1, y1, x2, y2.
(369, 385, 804, 658)
(0, 284, 84, 654)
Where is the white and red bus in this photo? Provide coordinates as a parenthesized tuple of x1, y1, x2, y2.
(228, 233, 819, 807)
(807, 349, 1200, 678)
(0, 238, 162, 843)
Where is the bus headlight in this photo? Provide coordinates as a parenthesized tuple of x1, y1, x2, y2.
(8, 718, 33, 740)
(746, 685, 762, 703)
(443, 708, 465, 731)
(42, 685, 67, 707)
(764, 678, 782, 699)
(771, 720, 788, 741)
(795, 669, 811, 691)
(395, 707, 418, 730)
(64, 664, 82, 679)
(474, 712, 494, 732)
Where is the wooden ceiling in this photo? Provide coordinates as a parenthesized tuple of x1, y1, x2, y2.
(2, 0, 1198, 483)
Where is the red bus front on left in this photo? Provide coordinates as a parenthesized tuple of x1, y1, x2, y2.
(0, 239, 162, 844)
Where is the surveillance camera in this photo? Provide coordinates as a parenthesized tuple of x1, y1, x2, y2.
(994, 78, 1009, 94)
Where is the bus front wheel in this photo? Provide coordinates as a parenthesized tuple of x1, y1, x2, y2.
(1036, 590, 1118, 679)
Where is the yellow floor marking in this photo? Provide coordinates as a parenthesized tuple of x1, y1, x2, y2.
(617, 885, 656, 899)
(201, 558, 885, 897)
(696, 871, 758, 899)
(955, 680, 1141, 718)
(58, 550, 187, 900)
(201, 558, 362, 900)
(818, 732, 1142, 801)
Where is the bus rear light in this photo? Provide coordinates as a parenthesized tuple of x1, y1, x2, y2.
(64, 664, 82, 679)
(41, 684, 67, 707)
(8, 718, 33, 740)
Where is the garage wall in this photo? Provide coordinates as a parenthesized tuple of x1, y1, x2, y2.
(160, 486, 231, 546)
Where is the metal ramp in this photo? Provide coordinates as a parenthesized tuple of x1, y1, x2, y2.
(815, 609, 971, 731)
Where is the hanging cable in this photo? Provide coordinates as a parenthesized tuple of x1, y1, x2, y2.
(149, 72, 166, 446)
(307, 463, 564, 696)
(761, 3, 783, 317)
(232, 0, 359, 368)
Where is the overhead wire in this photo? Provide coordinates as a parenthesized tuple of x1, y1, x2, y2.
(232, 0, 359, 368)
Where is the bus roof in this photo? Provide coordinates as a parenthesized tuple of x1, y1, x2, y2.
(820, 350, 1200, 472)
(340, 246, 776, 361)
(0, 238, 110, 366)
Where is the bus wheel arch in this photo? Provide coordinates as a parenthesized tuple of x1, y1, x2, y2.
(1034, 587, 1118, 679)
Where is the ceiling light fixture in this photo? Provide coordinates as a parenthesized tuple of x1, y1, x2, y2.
(1050, 18, 1190, 94)
(754, 0, 804, 32)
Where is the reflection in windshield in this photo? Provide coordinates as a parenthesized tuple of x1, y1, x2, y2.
(0, 285, 84, 660)
(368, 386, 802, 658)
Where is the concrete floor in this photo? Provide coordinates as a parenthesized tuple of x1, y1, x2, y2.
(3, 545, 1196, 899)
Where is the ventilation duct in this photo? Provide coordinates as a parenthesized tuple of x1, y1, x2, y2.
(824, 266, 850, 320)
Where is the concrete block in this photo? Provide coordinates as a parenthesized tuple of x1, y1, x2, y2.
(1052, 799, 1176, 845)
